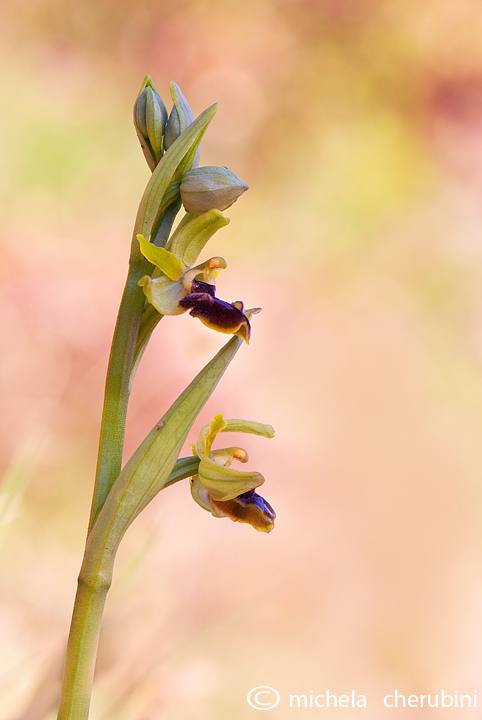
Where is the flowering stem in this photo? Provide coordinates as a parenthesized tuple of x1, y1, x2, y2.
(57, 457, 199, 720)
(56, 99, 225, 720)
(58, 251, 150, 719)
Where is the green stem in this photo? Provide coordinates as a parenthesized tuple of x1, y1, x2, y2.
(61, 250, 154, 709)
(88, 259, 149, 531)
(57, 553, 113, 720)
(89, 200, 183, 527)
(163, 455, 200, 488)
(57, 455, 199, 720)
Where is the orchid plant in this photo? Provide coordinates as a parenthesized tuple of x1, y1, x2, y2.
(56, 76, 275, 720)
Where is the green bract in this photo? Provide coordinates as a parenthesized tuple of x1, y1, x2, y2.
(86, 341, 245, 554)
(164, 82, 200, 168)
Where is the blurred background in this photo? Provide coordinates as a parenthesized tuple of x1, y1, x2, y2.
(2, 0, 482, 718)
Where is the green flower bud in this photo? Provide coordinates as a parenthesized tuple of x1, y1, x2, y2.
(134, 76, 167, 171)
(163, 105, 181, 150)
(180, 166, 249, 215)
(164, 82, 201, 168)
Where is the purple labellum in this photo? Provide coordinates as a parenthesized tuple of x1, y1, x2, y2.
(179, 291, 251, 337)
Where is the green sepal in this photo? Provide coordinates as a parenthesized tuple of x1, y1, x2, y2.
(167, 209, 230, 265)
(137, 234, 185, 279)
(145, 87, 165, 161)
(220, 419, 275, 438)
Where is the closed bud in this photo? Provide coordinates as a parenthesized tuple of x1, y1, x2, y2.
(164, 82, 201, 169)
(134, 76, 167, 171)
(163, 106, 181, 150)
(180, 166, 249, 215)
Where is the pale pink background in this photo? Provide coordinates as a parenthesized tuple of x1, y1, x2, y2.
(2, 1, 482, 718)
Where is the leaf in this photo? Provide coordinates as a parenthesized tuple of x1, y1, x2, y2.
(84, 334, 244, 565)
